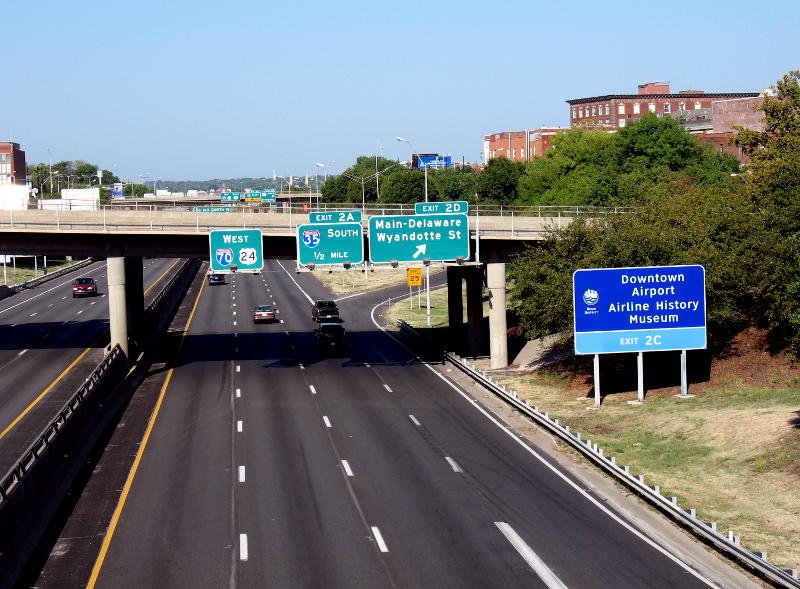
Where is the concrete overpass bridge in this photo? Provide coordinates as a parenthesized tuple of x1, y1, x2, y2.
(0, 205, 607, 367)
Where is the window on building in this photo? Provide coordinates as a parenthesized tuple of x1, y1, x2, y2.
(664, 103, 671, 113)
(512, 148, 516, 159)
(679, 102, 686, 112)
(0, 154, 9, 162)
(694, 101, 701, 109)
(648, 103, 656, 113)
(520, 148, 525, 159)
(618, 103, 625, 114)
(605, 104, 610, 115)
(618, 118, 626, 128)
(633, 103, 640, 114)
(591, 105, 596, 116)
(579, 108, 584, 118)
(572, 108, 577, 118)
(0, 163, 9, 174)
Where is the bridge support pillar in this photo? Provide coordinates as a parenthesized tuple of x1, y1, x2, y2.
(125, 257, 144, 355)
(487, 261, 508, 368)
(446, 267, 465, 352)
(465, 266, 484, 357)
(107, 257, 129, 360)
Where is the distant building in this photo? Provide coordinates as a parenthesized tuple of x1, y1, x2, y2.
(566, 82, 759, 130)
(483, 127, 569, 162)
(0, 142, 27, 185)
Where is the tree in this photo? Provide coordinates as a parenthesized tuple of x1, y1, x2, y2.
(475, 157, 525, 204)
(429, 166, 478, 202)
(379, 168, 425, 203)
(735, 71, 800, 348)
(509, 176, 768, 348)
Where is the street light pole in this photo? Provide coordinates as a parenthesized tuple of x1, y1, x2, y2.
(396, 136, 428, 202)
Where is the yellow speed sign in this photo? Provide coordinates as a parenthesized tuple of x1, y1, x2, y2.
(407, 267, 422, 286)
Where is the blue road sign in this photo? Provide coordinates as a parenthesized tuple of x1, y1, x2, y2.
(209, 229, 263, 273)
(309, 210, 362, 224)
(297, 222, 364, 266)
(573, 265, 706, 355)
(368, 213, 469, 263)
(414, 201, 468, 215)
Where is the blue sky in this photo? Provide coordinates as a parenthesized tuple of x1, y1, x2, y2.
(5, 0, 797, 181)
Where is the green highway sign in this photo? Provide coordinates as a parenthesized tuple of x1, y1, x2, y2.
(220, 192, 241, 202)
(414, 201, 468, 215)
(262, 190, 277, 202)
(368, 213, 469, 263)
(195, 206, 232, 213)
(209, 229, 263, 273)
(308, 210, 362, 224)
(297, 222, 363, 266)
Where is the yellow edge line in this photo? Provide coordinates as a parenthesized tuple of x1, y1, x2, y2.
(143, 258, 180, 296)
(0, 259, 182, 442)
(86, 278, 206, 588)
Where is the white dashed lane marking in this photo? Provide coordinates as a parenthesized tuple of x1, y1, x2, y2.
(323, 416, 332, 428)
(371, 527, 388, 552)
(239, 534, 248, 561)
(238, 466, 246, 483)
(383, 384, 393, 393)
(341, 460, 354, 477)
(237, 420, 243, 432)
(409, 415, 421, 426)
(236, 388, 241, 398)
(445, 457, 463, 473)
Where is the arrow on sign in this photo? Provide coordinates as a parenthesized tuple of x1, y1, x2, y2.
(412, 244, 427, 259)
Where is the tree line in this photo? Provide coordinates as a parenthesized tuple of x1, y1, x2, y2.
(509, 71, 800, 352)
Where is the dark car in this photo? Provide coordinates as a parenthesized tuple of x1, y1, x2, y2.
(314, 322, 345, 349)
(72, 277, 97, 297)
(311, 299, 339, 322)
(253, 304, 277, 323)
(207, 273, 226, 285)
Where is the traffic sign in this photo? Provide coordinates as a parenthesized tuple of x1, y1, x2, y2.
(415, 201, 468, 215)
(309, 210, 362, 224)
(368, 213, 469, 263)
(297, 222, 363, 266)
(220, 192, 241, 202)
(407, 268, 422, 286)
(573, 264, 706, 355)
(262, 190, 277, 202)
(209, 229, 263, 273)
(195, 207, 232, 213)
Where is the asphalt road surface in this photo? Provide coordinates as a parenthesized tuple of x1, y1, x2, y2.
(46, 259, 761, 589)
(0, 258, 180, 473)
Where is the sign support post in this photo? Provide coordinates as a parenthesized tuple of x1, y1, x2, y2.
(425, 264, 431, 328)
(593, 354, 601, 407)
(637, 351, 644, 402)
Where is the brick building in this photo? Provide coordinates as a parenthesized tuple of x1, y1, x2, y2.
(483, 127, 570, 162)
(566, 82, 759, 130)
(0, 142, 27, 185)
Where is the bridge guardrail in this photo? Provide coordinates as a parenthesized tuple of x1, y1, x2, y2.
(394, 319, 799, 587)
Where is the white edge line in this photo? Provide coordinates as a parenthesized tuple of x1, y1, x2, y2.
(495, 522, 568, 589)
(371, 526, 388, 552)
(239, 533, 248, 561)
(275, 259, 314, 303)
(368, 299, 717, 588)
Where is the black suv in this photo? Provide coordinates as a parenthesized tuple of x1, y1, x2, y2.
(314, 322, 345, 350)
(311, 300, 339, 322)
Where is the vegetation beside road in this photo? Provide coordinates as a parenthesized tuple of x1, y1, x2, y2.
(2, 258, 73, 286)
(496, 335, 800, 570)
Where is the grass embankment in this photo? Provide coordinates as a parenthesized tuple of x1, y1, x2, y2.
(2, 258, 74, 286)
(316, 267, 444, 296)
(495, 372, 800, 570)
(385, 281, 490, 328)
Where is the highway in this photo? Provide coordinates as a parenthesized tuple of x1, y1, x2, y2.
(32, 260, 758, 588)
(0, 258, 181, 473)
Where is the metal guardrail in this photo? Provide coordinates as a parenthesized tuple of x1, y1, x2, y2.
(394, 319, 799, 587)
(0, 345, 123, 503)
